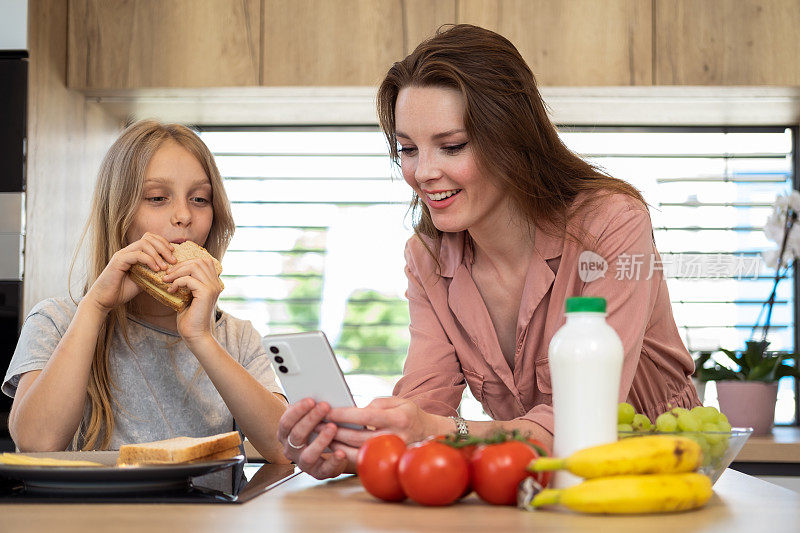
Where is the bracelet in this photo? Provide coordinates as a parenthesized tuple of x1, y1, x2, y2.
(450, 415, 469, 437)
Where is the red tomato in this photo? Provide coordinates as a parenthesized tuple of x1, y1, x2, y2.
(525, 439, 552, 488)
(470, 440, 546, 506)
(398, 441, 469, 506)
(356, 434, 407, 502)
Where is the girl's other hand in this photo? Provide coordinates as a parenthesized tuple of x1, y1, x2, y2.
(84, 232, 177, 313)
(163, 255, 223, 344)
(277, 399, 350, 480)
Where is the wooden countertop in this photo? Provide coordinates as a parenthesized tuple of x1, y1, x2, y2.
(736, 427, 800, 463)
(0, 468, 797, 532)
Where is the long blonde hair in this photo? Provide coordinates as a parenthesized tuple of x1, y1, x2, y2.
(72, 120, 235, 449)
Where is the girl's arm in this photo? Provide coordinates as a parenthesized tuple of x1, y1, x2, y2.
(166, 255, 289, 464)
(10, 300, 107, 451)
(9, 233, 177, 450)
(182, 335, 290, 463)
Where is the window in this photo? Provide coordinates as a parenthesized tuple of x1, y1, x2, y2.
(200, 126, 797, 424)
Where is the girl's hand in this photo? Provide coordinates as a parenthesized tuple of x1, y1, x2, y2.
(84, 232, 177, 313)
(326, 396, 443, 449)
(277, 399, 351, 480)
(163, 254, 223, 344)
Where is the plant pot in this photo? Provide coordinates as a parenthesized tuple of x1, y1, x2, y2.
(716, 381, 778, 436)
(692, 378, 707, 405)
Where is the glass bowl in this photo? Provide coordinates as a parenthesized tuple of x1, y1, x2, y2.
(618, 428, 753, 484)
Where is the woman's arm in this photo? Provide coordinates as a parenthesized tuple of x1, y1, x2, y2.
(10, 234, 177, 451)
(325, 396, 553, 465)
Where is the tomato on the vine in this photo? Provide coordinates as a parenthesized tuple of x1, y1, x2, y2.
(525, 438, 552, 488)
(470, 440, 549, 506)
(356, 434, 407, 502)
(398, 440, 469, 506)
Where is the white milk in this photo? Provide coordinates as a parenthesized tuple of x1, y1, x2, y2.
(548, 297, 623, 488)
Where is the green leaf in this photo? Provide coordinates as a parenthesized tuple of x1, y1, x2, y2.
(702, 366, 742, 381)
(719, 348, 744, 368)
(744, 344, 765, 370)
(748, 357, 781, 381)
(776, 364, 800, 379)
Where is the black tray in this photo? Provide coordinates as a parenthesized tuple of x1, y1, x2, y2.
(0, 451, 298, 503)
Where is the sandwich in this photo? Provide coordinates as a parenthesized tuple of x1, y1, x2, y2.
(128, 240, 223, 312)
(116, 431, 243, 466)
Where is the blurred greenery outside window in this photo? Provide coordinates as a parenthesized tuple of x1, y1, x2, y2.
(200, 126, 796, 424)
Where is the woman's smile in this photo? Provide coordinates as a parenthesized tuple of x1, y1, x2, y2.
(423, 188, 462, 208)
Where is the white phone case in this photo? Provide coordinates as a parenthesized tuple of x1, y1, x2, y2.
(263, 331, 358, 412)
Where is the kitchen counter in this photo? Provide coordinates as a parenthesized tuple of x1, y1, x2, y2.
(0, 468, 797, 532)
(735, 426, 800, 463)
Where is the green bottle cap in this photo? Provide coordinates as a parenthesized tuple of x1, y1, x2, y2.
(565, 296, 606, 313)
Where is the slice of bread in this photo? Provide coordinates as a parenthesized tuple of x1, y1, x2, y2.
(188, 445, 242, 463)
(128, 240, 223, 312)
(116, 431, 242, 465)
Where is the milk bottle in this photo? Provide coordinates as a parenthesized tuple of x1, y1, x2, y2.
(548, 296, 623, 488)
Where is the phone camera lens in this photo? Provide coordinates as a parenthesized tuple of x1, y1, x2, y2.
(278, 365, 288, 373)
(269, 346, 280, 354)
(274, 356, 284, 364)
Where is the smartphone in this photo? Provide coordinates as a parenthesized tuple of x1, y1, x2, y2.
(263, 331, 361, 430)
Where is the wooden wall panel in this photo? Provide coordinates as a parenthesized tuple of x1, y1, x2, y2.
(457, 0, 653, 86)
(26, 0, 122, 313)
(68, 0, 261, 89)
(655, 0, 800, 85)
(403, 0, 457, 56)
(263, 0, 404, 86)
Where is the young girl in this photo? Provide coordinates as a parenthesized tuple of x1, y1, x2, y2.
(278, 24, 700, 479)
(3, 120, 288, 462)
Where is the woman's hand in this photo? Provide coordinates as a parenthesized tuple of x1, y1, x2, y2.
(84, 232, 177, 313)
(162, 254, 223, 344)
(277, 399, 351, 480)
(326, 396, 445, 449)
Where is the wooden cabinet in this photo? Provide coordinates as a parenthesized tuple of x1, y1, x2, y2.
(68, 0, 261, 89)
(66, 0, 800, 89)
(655, 0, 800, 85)
(262, 0, 404, 86)
(458, 0, 653, 86)
(403, 0, 457, 56)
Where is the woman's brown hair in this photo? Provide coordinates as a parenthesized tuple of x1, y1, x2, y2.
(70, 120, 235, 449)
(377, 24, 644, 245)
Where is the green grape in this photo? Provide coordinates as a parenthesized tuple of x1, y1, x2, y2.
(655, 412, 678, 432)
(692, 406, 718, 424)
(617, 402, 636, 425)
(670, 407, 690, 417)
(676, 411, 701, 432)
(702, 422, 724, 444)
(631, 413, 652, 432)
(717, 419, 732, 433)
(709, 440, 729, 462)
(718, 412, 729, 425)
(618, 423, 633, 433)
(699, 438, 712, 467)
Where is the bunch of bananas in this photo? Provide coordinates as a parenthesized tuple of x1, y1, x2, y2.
(522, 436, 713, 514)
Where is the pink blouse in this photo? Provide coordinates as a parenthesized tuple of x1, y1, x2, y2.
(393, 194, 700, 435)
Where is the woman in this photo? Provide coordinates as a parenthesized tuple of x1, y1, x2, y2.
(277, 24, 699, 479)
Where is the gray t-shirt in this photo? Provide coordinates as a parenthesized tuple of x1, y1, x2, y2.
(3, 297, 283, 450)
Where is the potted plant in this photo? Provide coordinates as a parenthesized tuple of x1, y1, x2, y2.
(698, 192, 800, 436)
(702, 341, 798, 435)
